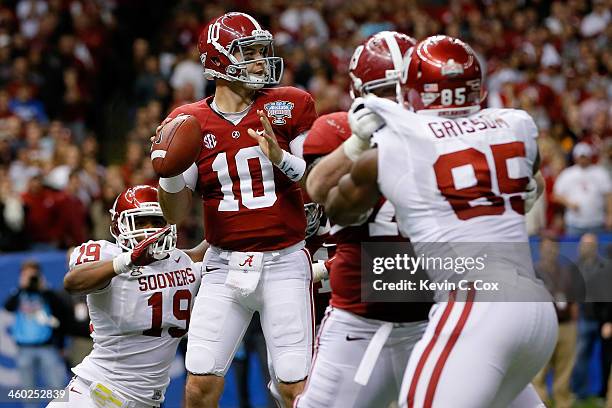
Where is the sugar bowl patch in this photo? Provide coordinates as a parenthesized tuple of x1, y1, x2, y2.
(264, 101, 294, 125)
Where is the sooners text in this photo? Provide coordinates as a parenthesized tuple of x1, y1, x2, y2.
(137, 268, 196, 292)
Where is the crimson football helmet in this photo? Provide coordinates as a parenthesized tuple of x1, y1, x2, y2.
(110, 185, 177, 254)
(403, 35, 484, 117)
(349, 31, 416, 103)
(198, 12, 283, 89)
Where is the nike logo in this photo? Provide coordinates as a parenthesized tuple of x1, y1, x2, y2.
(345, 335, 366, 342)
(70, 386, 82, 395)
(174, 257, 181, 263)
(205, 266, 220, 272)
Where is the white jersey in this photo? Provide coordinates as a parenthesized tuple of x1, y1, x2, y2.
(67, 240, 202, 405)
(368, 97, 540, 285)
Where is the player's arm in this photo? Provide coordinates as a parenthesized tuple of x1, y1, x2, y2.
(158, 187, 192, 225)
(158, 162, 198, 224)
(183, 239, 210, 263)
(306, 147, 353, 204)
(325, 149, 380, 226)
(308, 101, 384, 203)
(525, 149, 545, 212)
(64, 259, 117, 295)
(151, 112, 196, 225)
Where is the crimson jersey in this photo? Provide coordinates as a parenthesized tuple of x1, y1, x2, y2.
(304, 112, 431, 322)
(168, 87, 317, 251)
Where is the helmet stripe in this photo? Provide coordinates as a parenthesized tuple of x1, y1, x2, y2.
(381, 31, 403, 72)
(241, 13, 262, 31)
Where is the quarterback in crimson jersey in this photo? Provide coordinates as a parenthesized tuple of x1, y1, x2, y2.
(325, 35, 554, 408)
(153, 12, 316, 408)
(296, 32, 431, 408)
(164, 85, 316, 252)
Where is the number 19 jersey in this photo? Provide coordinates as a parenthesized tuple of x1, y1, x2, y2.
(167, 87, 318, 252)
(68, 240, 201, 405)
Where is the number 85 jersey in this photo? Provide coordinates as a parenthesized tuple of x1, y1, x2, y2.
(167, 87, 317, 252)
(368, 97, 539, 244)
(68, 240, 201, 405)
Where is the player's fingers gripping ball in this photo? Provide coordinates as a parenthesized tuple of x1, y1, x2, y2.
(151, 114, 202, 177)
(348, 97, 385, 141)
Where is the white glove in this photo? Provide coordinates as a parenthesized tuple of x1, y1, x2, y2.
(312, 261, 329, 283)
(524, 178, 538, 213)
(348, 97, 385, 141)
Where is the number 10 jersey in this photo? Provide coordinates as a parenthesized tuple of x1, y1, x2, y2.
(168, 87, 318, 252)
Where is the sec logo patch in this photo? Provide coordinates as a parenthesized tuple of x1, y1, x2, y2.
(203, 133, 217, 149)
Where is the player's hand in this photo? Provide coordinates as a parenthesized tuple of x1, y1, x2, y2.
(131, 226, 173, 266)
(348, 97, 385, 141)
(248, 110, 283, 164)
(524, 178, 538, 212)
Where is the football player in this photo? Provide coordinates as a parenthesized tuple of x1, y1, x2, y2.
(152, 12, 317, 408)
(296, 32, 432, 408)
(48, 185, 203, 408)
(324, 35, 556, 408)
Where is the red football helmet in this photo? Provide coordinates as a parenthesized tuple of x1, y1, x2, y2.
(349, 31, 416, 103)
(198, 12, 283, 89)
(403, 35, 484, 117)
(110, 185, 177, 254)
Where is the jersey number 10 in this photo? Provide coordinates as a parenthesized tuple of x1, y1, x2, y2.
(212, 146, 278, 211)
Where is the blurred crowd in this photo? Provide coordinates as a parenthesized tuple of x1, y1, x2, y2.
(0, 0, 610, 252)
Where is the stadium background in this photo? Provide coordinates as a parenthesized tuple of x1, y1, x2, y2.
(0, 0, 610, 407)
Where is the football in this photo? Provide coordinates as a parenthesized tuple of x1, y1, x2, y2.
(151, 115, 202, 178)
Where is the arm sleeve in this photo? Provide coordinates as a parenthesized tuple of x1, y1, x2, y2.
(182, 162, 198, 191)
(289, 133, 307, 158)
(68, 240, 117, 270)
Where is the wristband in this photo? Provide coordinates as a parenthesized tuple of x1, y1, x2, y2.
(159, 174, 186, 194)
(276, 150, 306, 182)
(112, 252, 133, 275)
(343, 134, 371, 161)
(312, 260, 329, 283)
